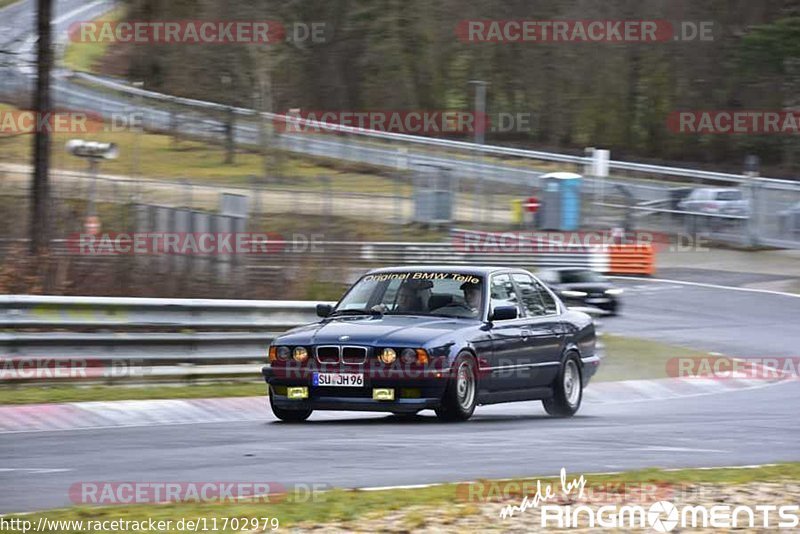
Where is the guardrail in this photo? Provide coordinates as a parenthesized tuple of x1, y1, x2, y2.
(54, 71, 800, 188)
(0, 295, 605, 386)
(0, 295, 322, 329)
(0, 297, 324, 385)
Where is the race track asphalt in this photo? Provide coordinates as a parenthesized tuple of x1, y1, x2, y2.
(1, 276, 798, 514)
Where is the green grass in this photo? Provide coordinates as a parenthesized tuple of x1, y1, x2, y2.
(61, 7, 124, 72)
(0, 382, 264, 405)
(4, 463, 798, 532)
(0, 103, 409, 193)
(595, 333, 701, 382)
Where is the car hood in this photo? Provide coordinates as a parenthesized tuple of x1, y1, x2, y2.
(276, 314, 475, 346)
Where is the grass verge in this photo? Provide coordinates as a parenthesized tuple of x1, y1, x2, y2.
(595, 333, 700, 382)
(4, 463, 798, 532)
(61, 7, 124, 72)
(0, 103, 408, 193)
(0, 382, 264, 405)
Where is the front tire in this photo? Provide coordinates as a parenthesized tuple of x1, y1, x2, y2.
(543, 354, 582, 417)
(269, 388, 312, 422)
(436, 353, 478, 422)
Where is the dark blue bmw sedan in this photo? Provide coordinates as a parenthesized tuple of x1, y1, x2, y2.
(262, 266, 601, 422)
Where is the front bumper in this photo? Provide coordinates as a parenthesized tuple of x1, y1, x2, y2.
(262, 365, 448, 413)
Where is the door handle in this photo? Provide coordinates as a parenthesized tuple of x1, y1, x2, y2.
(521, 329, 531, 340)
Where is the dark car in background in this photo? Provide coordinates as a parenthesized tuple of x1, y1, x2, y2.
(262, 266, 601, 422)
(536, 268, 623, 315)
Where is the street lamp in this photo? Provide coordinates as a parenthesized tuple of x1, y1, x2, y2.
(66, 139, 118, 234)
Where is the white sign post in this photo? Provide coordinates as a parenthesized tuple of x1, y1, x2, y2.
(592, 148, 610, 207)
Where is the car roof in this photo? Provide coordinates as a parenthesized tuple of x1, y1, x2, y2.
(366, 266, 517, 276)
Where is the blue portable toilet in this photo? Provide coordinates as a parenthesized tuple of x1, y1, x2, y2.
(538, 172, 582, 231)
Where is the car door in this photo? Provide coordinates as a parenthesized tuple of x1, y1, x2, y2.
(511, 273, 565, 387)
(485, 273, 527, 391)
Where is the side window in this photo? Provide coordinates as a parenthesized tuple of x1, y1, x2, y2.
(535, 279, 559, 315)
(512, 274, 546, 316)
(490, 274, 520, 314)
(513, 274, 559, 316)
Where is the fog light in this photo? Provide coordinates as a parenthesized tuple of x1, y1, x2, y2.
(379, 348, 397, 365)
(293, 347, 309, 363)
(373, 388, 395, 401)
(287, 387, 308, 399)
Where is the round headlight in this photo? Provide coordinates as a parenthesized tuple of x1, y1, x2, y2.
(293, 347, 309, 363)
(379, 348, 397, 365)
(400, 348, 418, 365)
(276, 346, 291, 361)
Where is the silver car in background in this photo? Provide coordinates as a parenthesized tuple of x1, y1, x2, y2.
(677, 188, 751, 217)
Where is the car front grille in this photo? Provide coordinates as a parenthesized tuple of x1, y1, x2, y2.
(316, 346, 340, 364)
(315, 346, 368, 365)
(342, 346, 368, 365)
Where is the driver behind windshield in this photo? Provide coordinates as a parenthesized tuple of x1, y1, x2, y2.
(394, 280, 432, 313)
(427, 280, 483, 318)
(462, 281, 482, 312)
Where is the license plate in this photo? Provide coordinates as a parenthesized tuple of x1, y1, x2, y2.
(586, 298, 609, 304)
(313, 372, 364, 387)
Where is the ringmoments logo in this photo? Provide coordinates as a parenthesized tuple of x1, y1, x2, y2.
(497, 469, 800, 531)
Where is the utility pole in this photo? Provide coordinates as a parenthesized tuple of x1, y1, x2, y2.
(131, 81, 144, 177)
(469, 80, 488, 225)
(221, 75, 235, 165)
(30, 0, 53, 254)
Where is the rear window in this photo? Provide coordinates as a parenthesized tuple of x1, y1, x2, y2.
(716, 190, 742, 201)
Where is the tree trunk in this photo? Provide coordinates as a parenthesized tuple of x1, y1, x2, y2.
(30, 0, 53, 255)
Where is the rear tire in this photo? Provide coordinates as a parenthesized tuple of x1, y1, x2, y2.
(435, 353, 478, 422)
(543, 354, 582, 417)
(269, 388, 312, 422)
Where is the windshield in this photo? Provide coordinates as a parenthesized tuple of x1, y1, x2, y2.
(716, 190, 743, 201)
(334, 271, 485, 319)
(560, 270, 607, 284)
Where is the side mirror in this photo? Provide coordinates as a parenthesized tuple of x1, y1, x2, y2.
(490, 306, 518, 321)
(316, 304, 333, 318)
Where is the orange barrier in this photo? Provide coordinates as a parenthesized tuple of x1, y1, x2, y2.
(607, 244, 655, 275)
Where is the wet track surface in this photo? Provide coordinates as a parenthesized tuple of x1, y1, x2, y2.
(1, 277, 799, 513)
